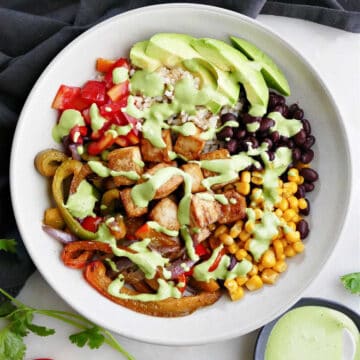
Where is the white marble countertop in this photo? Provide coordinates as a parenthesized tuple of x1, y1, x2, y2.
(16, 14, 360, 360)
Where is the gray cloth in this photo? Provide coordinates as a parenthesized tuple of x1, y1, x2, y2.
(0, 0, 359, 301)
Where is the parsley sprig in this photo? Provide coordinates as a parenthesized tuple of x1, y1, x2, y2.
(0, 288, 134, 360)
(341, 272, 360, 295)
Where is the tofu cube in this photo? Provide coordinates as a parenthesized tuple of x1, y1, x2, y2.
(181, 163, 206, 193)
(140, 129, 173, 163)
(190, 192, 221, 228)
(149, 198, 180, 231)
(218, 189, 246, 224)
(120, 188, 147, 217)
(174, 126, 206, 160)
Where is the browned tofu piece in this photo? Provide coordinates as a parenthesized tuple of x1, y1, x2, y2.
(140, 129, 173, 163)
(149, 198, 180, 231)
(190, 192, 221, 228)
(143, 163, 183, 199)
(174, 126, 206, 160)
(199, 149, 231, 178)
(108, 146, 144, 186)
(120, 188, 147, 217)
(181, 163, 205, 193)
(218, 190, 246, 224)
(191, 227, 211, 244)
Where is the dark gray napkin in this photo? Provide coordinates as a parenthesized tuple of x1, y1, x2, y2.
(0, 0, 359, 301)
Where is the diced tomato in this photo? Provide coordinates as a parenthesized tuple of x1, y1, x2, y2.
(103, 58, 130, 88)
(107, 81, 129, 102)
(81, 216, 102, 233)
(81, 80, 107, 105)
(87, 132, 115, 155)
(52, 85, 90, 111)
(69, 125, 88, 144)
(208, 248, 226, 272)
(96, 58, 116, 73)
(195, 243, 209, 257)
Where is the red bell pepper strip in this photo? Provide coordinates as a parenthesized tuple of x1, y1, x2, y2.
(69, 125, 88, 144)
(208, 248, 226, 272)
(81, 80, 107, 105)
(96, 58, 116, 73)
(81, 216, 102, 233)
(87, 132, 115, 155)
(177, 273, 187, 293)
(114, 136, 130, 148)
(61, 241, 112, 269)
(107, 81, 129, 102)
(52, 85, 89, 111)
(195, 243, 209, 257)
(134, 223, 150, 238)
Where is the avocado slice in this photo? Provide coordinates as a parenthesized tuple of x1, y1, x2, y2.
(130, 40, 161, 71)
(191, 38, 269, 116)
(230, 36, 291, 96)
(145, 33, 200, 68)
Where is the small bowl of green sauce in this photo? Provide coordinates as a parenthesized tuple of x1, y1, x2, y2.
(254, 298, 360, 360)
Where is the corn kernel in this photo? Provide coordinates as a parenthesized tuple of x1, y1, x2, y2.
(230, 220, 243, 238)
(288, 196, 298, 209)
(248, 264, 258, 276)
(297, 175, 304, 184)
(254, 208, 263, 220)
(298, 198, 308, 210)
(292, 214, 302, 223)
(244, 239, 252, 251)
(235, 181, 250, 195)
(245, 220, 255, 233)
(261, 269, 279, 284)
(251, 188, 263, 202)
(283, 182, 298, 196)
(245, 275, 263, 291)
(278, 179, 283, 188)
(287, 221, 296, 231)
(224, 279, 238, 291)
(297, 162, 310, 169)
(284, 245, 296, 257)
(252, 175, 264, 185)
(219, 233, 234, 246)
(229, 286, 244, 301)
(239, 230, 251, 242)
(285, 230, 300, 243)
(261, 249, 276, 268)
(273, 239, 284, 260)
(228, 243, 239, 254)
(258, 264, 265, 272)
(236, 276, 248, 286)
(245, 254, 253, 262)
(240, 171, 251, 183)
(273, 260, 288, 273)
(287, 168, 299, 181)
(235, 248, 248, 261)
(278, 198, 289, 211)
(293, 241, 305, 253)
(208, 223, 216, 231)
(275, 209, 283, 218)
(283, 208, 296, 222)
(214, 225, 228, 238)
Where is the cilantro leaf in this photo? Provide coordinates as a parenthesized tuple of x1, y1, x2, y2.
(27, 322, 55, 337)
(0, 239, 17, 254)
(69, 326, 105, 349)
(8, 309, 33, 337)
(0, 327, 26, 360)
(0, 302, 17, 317)
(341, 272, 360, 295)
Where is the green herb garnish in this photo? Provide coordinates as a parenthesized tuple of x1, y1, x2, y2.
(340, 272, 360, 295)
(0, 288, 134, 360)
(0, 239, 17, 254)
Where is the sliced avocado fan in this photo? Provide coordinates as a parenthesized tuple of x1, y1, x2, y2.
(230, 36, 291, 96)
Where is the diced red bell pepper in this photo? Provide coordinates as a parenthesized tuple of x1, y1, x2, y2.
(107, 81, 129, 102)
(208, 248, 226, 272)
(81, 80, 107, 105)
(177, 273, 187, 293)
(195, 243, 209, 257)
(69, 125, 88, 144)
(81, 216, 102, 233)
(61, 241, 112, 269)
(96, 58, 116, 73)
(82, 108, 91, 125)
(103, 58, 130, 88)
(123, 112, 140, 136)
(99, 102, 127, 125)
(126, 130, 140, 145)
(87, 132, 115, 155)
(52, 85, 90, 111)
(134, 223, 150, 238)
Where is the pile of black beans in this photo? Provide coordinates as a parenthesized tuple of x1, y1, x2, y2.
(217, 91, 319, 238)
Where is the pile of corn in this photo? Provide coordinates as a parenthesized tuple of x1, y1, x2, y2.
(212, 167, 309, 301)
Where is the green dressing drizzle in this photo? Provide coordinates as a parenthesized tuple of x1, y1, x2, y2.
(88, 160, 140, 180)
(89, 103, 107, 133)
(146, 221, 179, 237)
(267, 111, 302, 137)
(112, 67, 129, 84)
(52, 109, 85, 143)
(200, 120, 239, 141)
(130, 69, 165, 97)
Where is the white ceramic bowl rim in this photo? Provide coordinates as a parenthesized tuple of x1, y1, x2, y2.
(10, 3, 352, 346)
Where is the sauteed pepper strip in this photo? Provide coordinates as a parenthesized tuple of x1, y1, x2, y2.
(52, 160, 98, 240)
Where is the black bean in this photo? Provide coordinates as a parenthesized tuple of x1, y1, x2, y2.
(302, 135, 315, 149)
(270, 131, 280, 144)
(301, 119, 311, 135)
(227, 255, 237, 271)
(303, 182, 315, 192)
(234, 128, 246, 139)
(217, 126, 233, 140)
(293, 109, 304, 120)
(300, 168, 319, 182)
(286, 139, 295, 149)
(301, 149, 314, 164)
(268, 92, 279, 109)
(245, 136, 259, 149)
(262, 138, 273, 149)
(277, 95, 286, 106)
(292, 147, 301, 161)
(267, 151, 275, 161)
(294, 129, 306, 146)
(295, 184, 306, 198)
(300, 199, 310, 215)
(282, 105, 289, 118)
(226, 139, 239, 154)
(259, 118, 275, 132)
(220, 112, 237, 124)
(242, 113, 261, 124)
(288, 103, 299, 117)
(273, 104, 286, 115)
(297, 219, 309, 239)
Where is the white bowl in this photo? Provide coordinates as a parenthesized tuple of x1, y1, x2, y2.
(10, 4, 351, 346)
